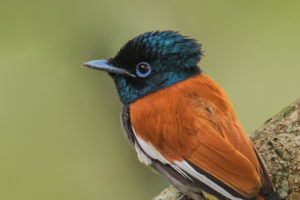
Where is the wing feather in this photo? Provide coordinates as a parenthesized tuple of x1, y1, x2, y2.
(128, 74, 264, 199)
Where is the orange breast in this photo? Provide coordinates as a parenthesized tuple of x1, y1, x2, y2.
(129, 74, 262, 198)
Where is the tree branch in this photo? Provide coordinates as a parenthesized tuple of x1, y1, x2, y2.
(154, 98, 300, 200)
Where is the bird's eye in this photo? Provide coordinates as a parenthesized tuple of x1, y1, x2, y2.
(136, 62, 151, 78)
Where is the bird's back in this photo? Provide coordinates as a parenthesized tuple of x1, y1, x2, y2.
(129, 74, 276, 199)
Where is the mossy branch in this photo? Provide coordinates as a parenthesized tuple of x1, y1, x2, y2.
(154, 98, 300, 200)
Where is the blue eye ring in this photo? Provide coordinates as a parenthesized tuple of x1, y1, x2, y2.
(136, 62, 151, 78)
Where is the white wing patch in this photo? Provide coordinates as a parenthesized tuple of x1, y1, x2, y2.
(174, 161, 243, 200)
(133, 128, 169, 164)
(132, 127, 191, 179)
(134, 142, 152, 165)
(131, 127, 243, 200)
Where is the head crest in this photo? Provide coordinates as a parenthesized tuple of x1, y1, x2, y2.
(111, 31, 202, 69)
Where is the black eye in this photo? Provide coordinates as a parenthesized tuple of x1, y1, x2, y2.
(136, 62, 151, 78)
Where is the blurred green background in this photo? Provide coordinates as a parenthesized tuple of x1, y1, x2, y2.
(0, 1, 299, 199)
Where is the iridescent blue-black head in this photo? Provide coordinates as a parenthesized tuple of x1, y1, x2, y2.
(84, 31, 202, 104)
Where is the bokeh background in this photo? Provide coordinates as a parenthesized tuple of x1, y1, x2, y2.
(1, 1, 299, 199)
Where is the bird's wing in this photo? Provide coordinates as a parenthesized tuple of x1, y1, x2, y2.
(180, 130, 261, 199)
(132, 120, 261, 200)
(128, 74, 265, 200)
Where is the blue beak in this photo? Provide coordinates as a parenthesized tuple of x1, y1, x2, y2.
(83, 60, 136, 77)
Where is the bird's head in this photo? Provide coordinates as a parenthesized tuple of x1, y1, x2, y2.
(84, 31, 202, 104)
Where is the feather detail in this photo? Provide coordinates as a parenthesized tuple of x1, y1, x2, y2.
(129, 74, 265, 199)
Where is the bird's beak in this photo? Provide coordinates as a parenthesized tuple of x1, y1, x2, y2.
(83, 60, 136, 77)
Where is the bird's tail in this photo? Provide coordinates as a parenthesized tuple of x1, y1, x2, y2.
(250, 142, 280, 200)
(258, 192, 280, 200)
(257, 163, 280, 200)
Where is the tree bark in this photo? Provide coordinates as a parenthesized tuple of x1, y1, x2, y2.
(154, 98, 300, 200)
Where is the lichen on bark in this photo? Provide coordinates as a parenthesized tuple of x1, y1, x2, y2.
(154, 98, 300, 200)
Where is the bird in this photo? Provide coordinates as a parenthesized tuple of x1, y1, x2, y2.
(83, 31, 280, 200)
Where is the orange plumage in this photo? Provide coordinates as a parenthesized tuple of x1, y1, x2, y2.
(84, 31, 279, 200)
(130, 74, 264, 199)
